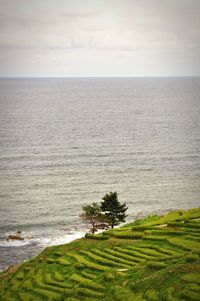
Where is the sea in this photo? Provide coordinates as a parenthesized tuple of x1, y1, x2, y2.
(0, 77, 200, 271)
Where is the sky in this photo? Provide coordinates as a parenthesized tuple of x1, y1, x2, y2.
(0, 0, 199, 77)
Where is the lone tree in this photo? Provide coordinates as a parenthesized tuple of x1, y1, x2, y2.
(80, 202, 108, 234)
(101, 191, 128, 228)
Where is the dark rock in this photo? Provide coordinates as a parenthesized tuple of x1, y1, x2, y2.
(7, 233, 24, 241)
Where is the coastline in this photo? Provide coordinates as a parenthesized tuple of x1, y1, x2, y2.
(1, 207, 200, 301)
(0, 207, 198, 273)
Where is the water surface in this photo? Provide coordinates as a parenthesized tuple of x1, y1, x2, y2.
(0, 77, 200, 270)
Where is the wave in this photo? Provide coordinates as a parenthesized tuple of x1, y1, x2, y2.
(0, 231, 85, 248)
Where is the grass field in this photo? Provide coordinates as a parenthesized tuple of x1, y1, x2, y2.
(0, 208, 200, 301)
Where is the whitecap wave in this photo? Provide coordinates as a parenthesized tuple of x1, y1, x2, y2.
(38, 231, 85, 247)
(0, 231, 85, 248)
(0, 239, 34, 247)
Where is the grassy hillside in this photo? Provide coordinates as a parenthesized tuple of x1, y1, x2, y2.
(0, 208, 200, 301)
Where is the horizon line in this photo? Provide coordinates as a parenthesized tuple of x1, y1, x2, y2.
(0, 75, 200, 79)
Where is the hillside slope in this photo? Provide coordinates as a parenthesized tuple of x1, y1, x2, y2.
(0, 208, 200, 301)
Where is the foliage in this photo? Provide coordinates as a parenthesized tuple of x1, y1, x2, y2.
(101, 191, 128, 228)
(80, 202, 108, 233)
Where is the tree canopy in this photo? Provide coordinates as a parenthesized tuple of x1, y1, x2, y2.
(101, 191, 128, 228)
(79, 202, 108, 234)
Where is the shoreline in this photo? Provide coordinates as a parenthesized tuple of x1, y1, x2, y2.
(1, 207, 199, 301)
(0, 207, 197, 274)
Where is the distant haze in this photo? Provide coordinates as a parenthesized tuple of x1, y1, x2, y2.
(0, 0, 200, 77)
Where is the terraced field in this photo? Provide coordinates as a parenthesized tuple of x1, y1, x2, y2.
(0, 208, 200, 301)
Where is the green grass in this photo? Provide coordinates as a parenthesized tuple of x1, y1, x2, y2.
(0, 207, 200, 301)
(168, 237, 200, 254)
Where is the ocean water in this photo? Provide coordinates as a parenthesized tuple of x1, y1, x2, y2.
(0, 77, 200, 271)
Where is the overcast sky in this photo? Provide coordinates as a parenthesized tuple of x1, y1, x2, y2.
(0, 0, 199, 77)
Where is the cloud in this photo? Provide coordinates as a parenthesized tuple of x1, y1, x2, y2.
(0, 0, 199, 76)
